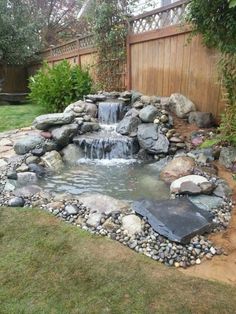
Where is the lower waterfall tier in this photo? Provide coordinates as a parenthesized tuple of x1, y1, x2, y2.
(73, 130, 139, 160)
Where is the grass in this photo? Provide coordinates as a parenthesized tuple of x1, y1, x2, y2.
(0, 207, 236, 314)
(0, 103, 45, 132)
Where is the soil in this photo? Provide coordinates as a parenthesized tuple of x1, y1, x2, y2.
(175, 117, 236, 285)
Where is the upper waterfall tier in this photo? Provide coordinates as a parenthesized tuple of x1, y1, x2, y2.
(98, 100, 127, 125)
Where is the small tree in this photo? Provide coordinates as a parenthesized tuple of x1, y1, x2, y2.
(0, 0, 41, 66)
(186, 0, 236, 144)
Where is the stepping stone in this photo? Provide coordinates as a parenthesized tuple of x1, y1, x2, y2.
(132, 198, 213, 244)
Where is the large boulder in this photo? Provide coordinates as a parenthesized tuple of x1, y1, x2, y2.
(188, 111, 215, 128)
(160, 156, 195, 183)
(219, 147, 236, 169)
(132, 199, 213, 244)
(137, 124, 169, 154)
(64, 100, 98, 118)
(170, 175, 209, 194)
(116, 108, 141, 136)
(139, 105, 158, 122)
(14, 135, 45, 155)
(61, 144, 84, 165)
(33, 113, 74, 130)
(41, 150, 64, 171)
(51, 123, 78, 147)
(169, 93, 196, 118)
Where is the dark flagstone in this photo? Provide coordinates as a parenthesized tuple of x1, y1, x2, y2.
(132, 198, 214, 244)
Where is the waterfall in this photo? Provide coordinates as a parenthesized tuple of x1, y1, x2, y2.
(73, 100, 139, 160)
(98, 101, 125, 125)
(74, 132, 139, 160)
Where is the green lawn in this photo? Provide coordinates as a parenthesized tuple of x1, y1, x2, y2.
(0, 208, 236, 314)
(0, 103, 45, 132)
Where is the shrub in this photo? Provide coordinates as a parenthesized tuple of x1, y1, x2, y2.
(29, 61, 93, 113)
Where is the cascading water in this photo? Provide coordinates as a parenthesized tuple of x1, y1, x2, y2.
(73, 101, 138, 160)
(98, 100, 126, 125)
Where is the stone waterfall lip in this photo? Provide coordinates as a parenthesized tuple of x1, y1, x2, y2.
(132, 198, 214, 244)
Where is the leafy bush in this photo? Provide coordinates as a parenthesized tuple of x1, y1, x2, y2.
(29, 61, 93, 113)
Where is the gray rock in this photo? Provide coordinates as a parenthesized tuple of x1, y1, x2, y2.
(122, 215, 142, 236)
(65, 205, 78, 215)
(62, 144, 84, 165)
(14, 135, 44, 155)
(64, 100, 98, 118)
(41, 151, 64, 171)
(189, 195, 224, 211)
(86, 213, 102, 228)
(116, 108, 141, 136)
(137, 124, 169, 154)
(31, 147, 45, 157)
(213, 180, 232, 198)
(33, 113, 74, 130)
(179, 181, 202, 195)
(44, 140, 59, 152)
(80, 122, 100, 134)
(0, 159, 7, 168)
(13, 185, 42, 197)
(51, 123, 78, 147)
(188, 111, 215, 128)
(79, 193, 129, 215)
(169, 93, 196, 118)
(139, 105, 158, 123)
(140, 95, 151, 105)
(132, 199, 213, 244)
(219, 147, 236, 169)
(17, 172, 38, 185)
(25, 156, 40, 165)
(8, 197, 25, 207)
(170, 175, 208, 194)
(146, 156, 172, 173)
(28, 163, 46, 177)
(131, 90, 142, 104)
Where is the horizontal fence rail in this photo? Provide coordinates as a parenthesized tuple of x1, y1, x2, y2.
(40, 34, 95, 59)
(129, 0, 189, 34)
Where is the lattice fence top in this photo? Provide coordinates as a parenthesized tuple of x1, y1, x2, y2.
(129, 0, 189, 34)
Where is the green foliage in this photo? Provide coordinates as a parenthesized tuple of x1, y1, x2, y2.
(200, 138, 221, 149)
(186, 0, 236, 145)
(229, 0, 236, 8)
(29, 61, 93, 113)
(88, 0, 131, 91)
(186, 0, 236, 53)
(0, 0, 41, 65)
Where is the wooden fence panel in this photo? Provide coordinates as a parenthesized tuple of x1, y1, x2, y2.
(0, 66, 28, 93)
(129, 30, 224, 117)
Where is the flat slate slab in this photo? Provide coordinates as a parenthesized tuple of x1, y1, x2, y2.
(132, 198, 213, 244)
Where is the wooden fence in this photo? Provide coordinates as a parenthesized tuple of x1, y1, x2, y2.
(9, 0, 225, 117)
(127, 0, 225, 117)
